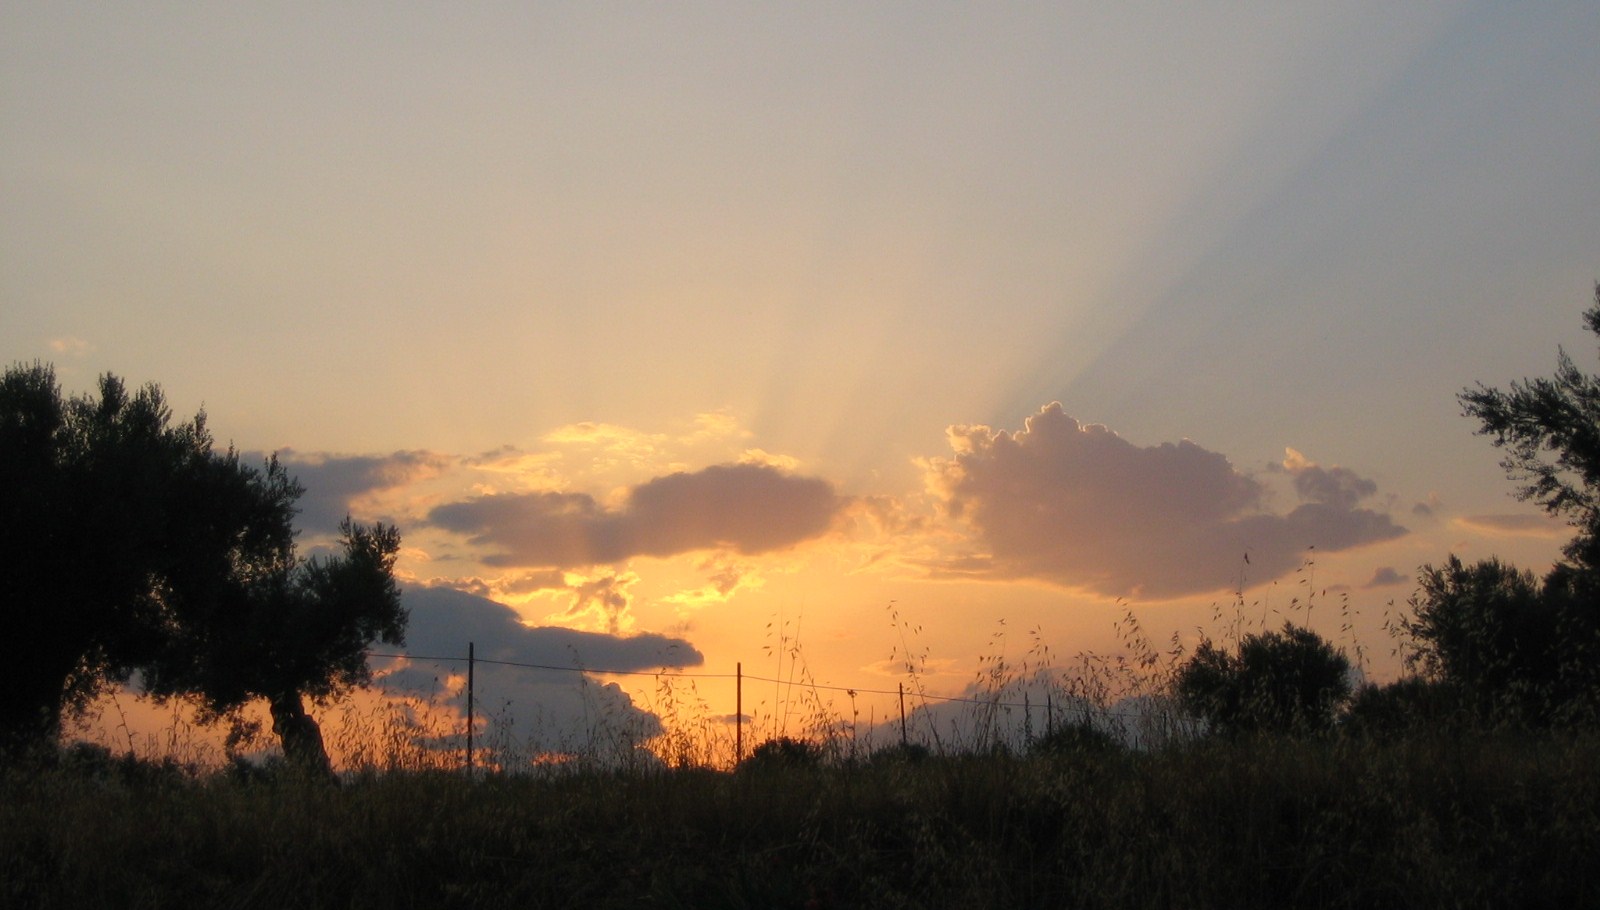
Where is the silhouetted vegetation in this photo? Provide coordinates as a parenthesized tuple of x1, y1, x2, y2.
(1464, 284, 1600, 571)
(140, 518, 407, 777)
(1342, 677, 1469, 738)
(1403, 557, 1600, 726)
(3, 729, 1596, 909)
(1386, 285, 1600, 728)
(1175, 624, 1352, 736)
(742, 735, 824, 771)
(1028, 719, 1124, 757)
(0, 364, 406, 772)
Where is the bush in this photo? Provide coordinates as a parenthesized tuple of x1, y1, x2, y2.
(1176, 624, 1352, 736)
(1403, 557, 1600, 726)
(741, 736, 823, 771)
(1342, 677, 1469, 738)
(1029, 720, 1124, 757)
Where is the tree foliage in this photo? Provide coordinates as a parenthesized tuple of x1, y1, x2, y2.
(1175, 624, 1352, 735)
(1401, 286, 1600, 726)
(1342, 677, 1467, 738)
(1461, 284, 1600, 569)
(141, 519, 406, 773)
(0, 363, 405, 770)
(1405, 557, 1600, 725)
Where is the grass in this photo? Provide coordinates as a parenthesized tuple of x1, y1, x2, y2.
(8, 581, 1596, 908)
(4, 728, 1597, 909)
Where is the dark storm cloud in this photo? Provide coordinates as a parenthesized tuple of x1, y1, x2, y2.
(426, 463, 842, 568)
(925, 404, 1405, 600)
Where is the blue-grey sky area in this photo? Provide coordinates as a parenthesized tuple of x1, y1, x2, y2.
(5, 2, 1598, 760)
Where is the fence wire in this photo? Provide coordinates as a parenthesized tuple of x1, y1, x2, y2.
(364, 649, 1161, 720)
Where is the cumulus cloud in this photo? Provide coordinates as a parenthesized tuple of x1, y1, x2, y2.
(1279, 448, 1376, 510)
(374, 586, 704, 754)
(427, 463, 842, 569)
(268, 449, 454, 535)
(923, 404, 1405, 599)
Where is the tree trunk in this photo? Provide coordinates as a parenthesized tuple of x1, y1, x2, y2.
(268, 691, 334, 781)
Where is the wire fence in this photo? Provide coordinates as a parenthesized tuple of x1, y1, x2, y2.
(362, 644, 1186, 771)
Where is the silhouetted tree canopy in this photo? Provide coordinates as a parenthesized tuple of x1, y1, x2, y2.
(1404, 556, 1600, 725)
(1175, 624, 1352, 735)
(0, 363, 405, 771)
(1401, 286, 1600, 726)
(1342, 677, 1467, 738)
(1462, 284, 1600, 570)
(141, 519, 405, 775)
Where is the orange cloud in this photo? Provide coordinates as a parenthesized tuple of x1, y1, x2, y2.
(662, 556, 766, 609)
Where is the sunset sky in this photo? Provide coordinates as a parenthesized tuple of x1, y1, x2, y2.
(5, 2, 1598, 760)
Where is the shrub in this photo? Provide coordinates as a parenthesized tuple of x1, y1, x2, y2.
(741, 736, 823, 771)
(1176, 624, 1352, 736)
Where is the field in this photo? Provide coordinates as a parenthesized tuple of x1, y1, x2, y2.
(4, 727, 1597, 909)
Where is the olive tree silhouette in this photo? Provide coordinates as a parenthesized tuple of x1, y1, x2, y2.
(1401, 285, 1600, 725)
(0, 364, 294, 752)
(1463, 284, 1600, 572)
(0, 363, 405, 771)
(1405, 557, 1600, 726)
(1175, 624, 1352, 736)
(140, 519, 405, 776)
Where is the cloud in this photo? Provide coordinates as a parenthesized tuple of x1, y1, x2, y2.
(542, 421, 668, 465)
(373, 586, 705, 754)
(1363, 566, 1407, 588)
(923, 404, 1405, 599)
(417, 569, 649, 635)
(661, 556, 766, 609)
(462, 446, 565, 493)
(398, 585, 702, 672)
(559, 570, 641, 635)
(427, 462, 843, 569)
(1456, 513, 1567, 538)
(47, 337, 93, 357)
(1279, 447, 1376, 510)
(537, 411, 751, 479)
(270, 449, 454, 534)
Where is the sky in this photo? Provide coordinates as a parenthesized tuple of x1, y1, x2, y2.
(5, 2, 1599, 764)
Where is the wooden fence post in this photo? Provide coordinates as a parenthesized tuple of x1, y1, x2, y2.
(899, 683, 907, 747)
